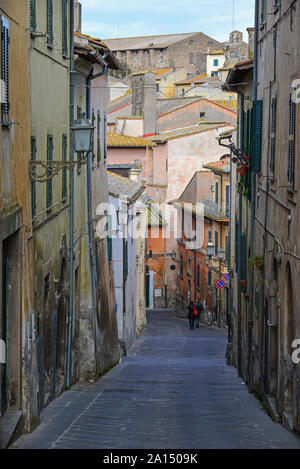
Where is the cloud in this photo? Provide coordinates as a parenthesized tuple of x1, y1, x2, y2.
(80, 0, 255, 42)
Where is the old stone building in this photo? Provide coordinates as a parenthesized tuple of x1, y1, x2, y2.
(104, 32, 222, 75)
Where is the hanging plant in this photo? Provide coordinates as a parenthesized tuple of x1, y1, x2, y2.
(248, 255, 264, 272)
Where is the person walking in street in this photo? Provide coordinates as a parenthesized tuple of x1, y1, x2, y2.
(194, 299, 204, 328)
(188, 300, 195, 330)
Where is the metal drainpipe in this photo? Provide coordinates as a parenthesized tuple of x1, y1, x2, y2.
(66, 0, 75, 389)
(248, 0, 259, 392)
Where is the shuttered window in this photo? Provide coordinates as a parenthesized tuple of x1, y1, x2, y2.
(47, 0, 53, 46)
(1, 16, 10, 123)
(208, 270, 212, 287)
(46, 135, 53, 209)
(106, 216, 112, 263)
(215, 182, 219, 203)
(91, 109, 95, 162)
(288, 92, 296, 190)
(240, 233, 247, 283)
(104, 113, 107, 160)
(30, 0, 37, 32)
(215, 231, 219, 256)
(62, 134, 67, 199)
(235, 220, 240, 273)
(225, 185, 230, 216)
(97, 111, 101, 163)
(31, 137, 37, 218)
(261, 0, 266, 24)
(253, 100, 263, 172)
(196, 264, 200, 289)
(62, 0, 68, 55)
(270, 96, 277, 176)
(225, 235, 230, 263)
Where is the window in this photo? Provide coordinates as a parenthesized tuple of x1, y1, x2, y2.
(1, 16, 9, 123)
(270, 96, 277, 176)
(189, 39, 195, 45)
(31, 137, 37, 218)
(213, 59, 219, 67)
(208, 270, 212, 287)
(97, 110, 101, 163)
(106, 216, 112, 262)
(215, 182, 219, 204)
(225, 235, 230, 262)
(200, 112, 205, 119)
(230, 50, 236, 57)
(187, 257, 191, 276)
(253, 100, 263, 172)
(225, 185, 230, 216)
(30, 0, 37, 32)
(261, 0, 266, 25)
(62, 0, 68, 55)
(288, 92, 296, 190)
(47, 0, 53, 46)
(196, 264, 200, 289)
(180, 254, 184, 279)
(215, 231, 219, 256)
(91, 109, 95, 162)
(208, 230, 212, 242)
(46, 134, 54, 209)
(181, 88, 185, 96)
(62, 134, 67, 199)
(189, 53, 194, 64)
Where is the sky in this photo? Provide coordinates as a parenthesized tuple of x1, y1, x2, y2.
(79, 0, 255, 43)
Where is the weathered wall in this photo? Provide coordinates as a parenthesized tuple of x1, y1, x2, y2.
(158, 99, 237, 132)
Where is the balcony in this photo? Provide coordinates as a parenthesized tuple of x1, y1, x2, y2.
(202, 199, 229, 221)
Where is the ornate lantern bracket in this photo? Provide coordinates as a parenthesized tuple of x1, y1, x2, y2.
(29, 156, 87, 182)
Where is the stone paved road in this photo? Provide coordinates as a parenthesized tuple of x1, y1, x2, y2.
(12, 310, 300, 449)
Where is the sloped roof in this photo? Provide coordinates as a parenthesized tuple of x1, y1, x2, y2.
(149, 123, 230, 142)
(157, 97, 200, 115)
(103, 32, 203, 51)
(74, 32, 120, 70)
(107, 171, 144, 200)
(107, 132, 156, 147)
(203, 157, 230, 173)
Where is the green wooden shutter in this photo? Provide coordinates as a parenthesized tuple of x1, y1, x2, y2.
(288, 92, 296, 190)
(91, 109, 95, 162)
(106, 216, 112, 262)
(208, 270, 212, 286)
(235, 220, 240, 273)
(62, 0, 68, 55)
(47, 0, 53, 46)
(240, 233, 247, 284)
(197, 264, 200, 288)
(215, 182, 219, 203)
(252, 100, 263, 172)
(1, 16, 10, 123)
(215, 231, 218, 256)
(31, 136, 37, 218)
(97, 111, 101, 163)
(104, 113, 107, 160)
(225, 185, 230, 216)
(270, 96, 277, 175)
(30, 0, 37, 31)
(62, 134, 67, 199)
(46, 134, 53, 209)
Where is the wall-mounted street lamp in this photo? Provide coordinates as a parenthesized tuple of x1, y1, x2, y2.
(206, 241, 214, 258)
(29, 114, 95, 182)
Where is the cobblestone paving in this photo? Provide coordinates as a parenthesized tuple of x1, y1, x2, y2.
(11, 310, 300, 449)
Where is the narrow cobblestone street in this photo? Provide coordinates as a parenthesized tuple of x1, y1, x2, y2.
(12, 310, 300, 449)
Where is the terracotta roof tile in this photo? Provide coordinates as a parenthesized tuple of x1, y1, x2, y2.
(107, 132, 156, 147)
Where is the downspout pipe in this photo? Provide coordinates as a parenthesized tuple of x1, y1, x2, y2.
(66, 0, 75, 389)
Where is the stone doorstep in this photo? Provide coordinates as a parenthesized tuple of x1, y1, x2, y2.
(1, 410, 23, 449)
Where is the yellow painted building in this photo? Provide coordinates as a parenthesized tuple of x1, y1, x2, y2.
(0, 0, 35, 445)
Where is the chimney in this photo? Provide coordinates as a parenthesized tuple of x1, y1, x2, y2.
(247, 27, 254, 60)
(132, 71, 157, 136)
(129, 160, 143, 184)
(74, 0, 82, 33)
